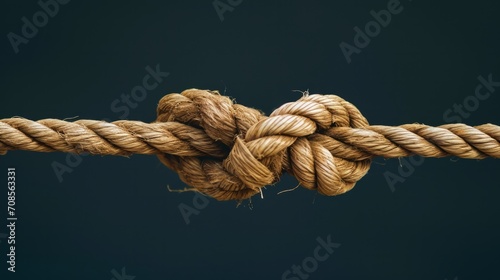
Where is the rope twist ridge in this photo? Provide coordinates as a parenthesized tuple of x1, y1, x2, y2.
(1, 89, 499, 201)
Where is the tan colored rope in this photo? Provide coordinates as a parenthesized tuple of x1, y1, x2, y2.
(1, 89, 499, 200)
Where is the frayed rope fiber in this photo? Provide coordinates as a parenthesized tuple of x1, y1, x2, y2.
(1, 89, 499, 200)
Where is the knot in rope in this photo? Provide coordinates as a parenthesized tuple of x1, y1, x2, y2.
(2, 88, 498, 201)
(155, 89, 372, 201)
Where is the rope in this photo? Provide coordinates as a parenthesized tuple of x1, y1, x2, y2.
(1, 89, 499, 201)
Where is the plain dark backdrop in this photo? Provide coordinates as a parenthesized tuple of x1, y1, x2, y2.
(1, 0, 499, 279)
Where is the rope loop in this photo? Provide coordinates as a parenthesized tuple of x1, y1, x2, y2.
(155, 89, 372, 200)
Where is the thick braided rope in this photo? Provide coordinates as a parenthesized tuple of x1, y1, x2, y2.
(1, 89, 499, 200)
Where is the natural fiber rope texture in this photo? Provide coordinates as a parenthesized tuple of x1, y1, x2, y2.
(1, 89, 499, 201)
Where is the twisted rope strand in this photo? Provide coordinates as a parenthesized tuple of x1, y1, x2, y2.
(0, 119, 228, 157)
(1, 89, 498, 200)
(2, 120, 498, 159)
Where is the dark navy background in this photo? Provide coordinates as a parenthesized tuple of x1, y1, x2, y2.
(1, 1, 499, 279)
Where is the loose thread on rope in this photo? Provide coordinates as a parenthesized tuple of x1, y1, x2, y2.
(1, 89, 499, 201)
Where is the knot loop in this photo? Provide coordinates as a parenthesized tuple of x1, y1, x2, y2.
(155, 89, 372, 201)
